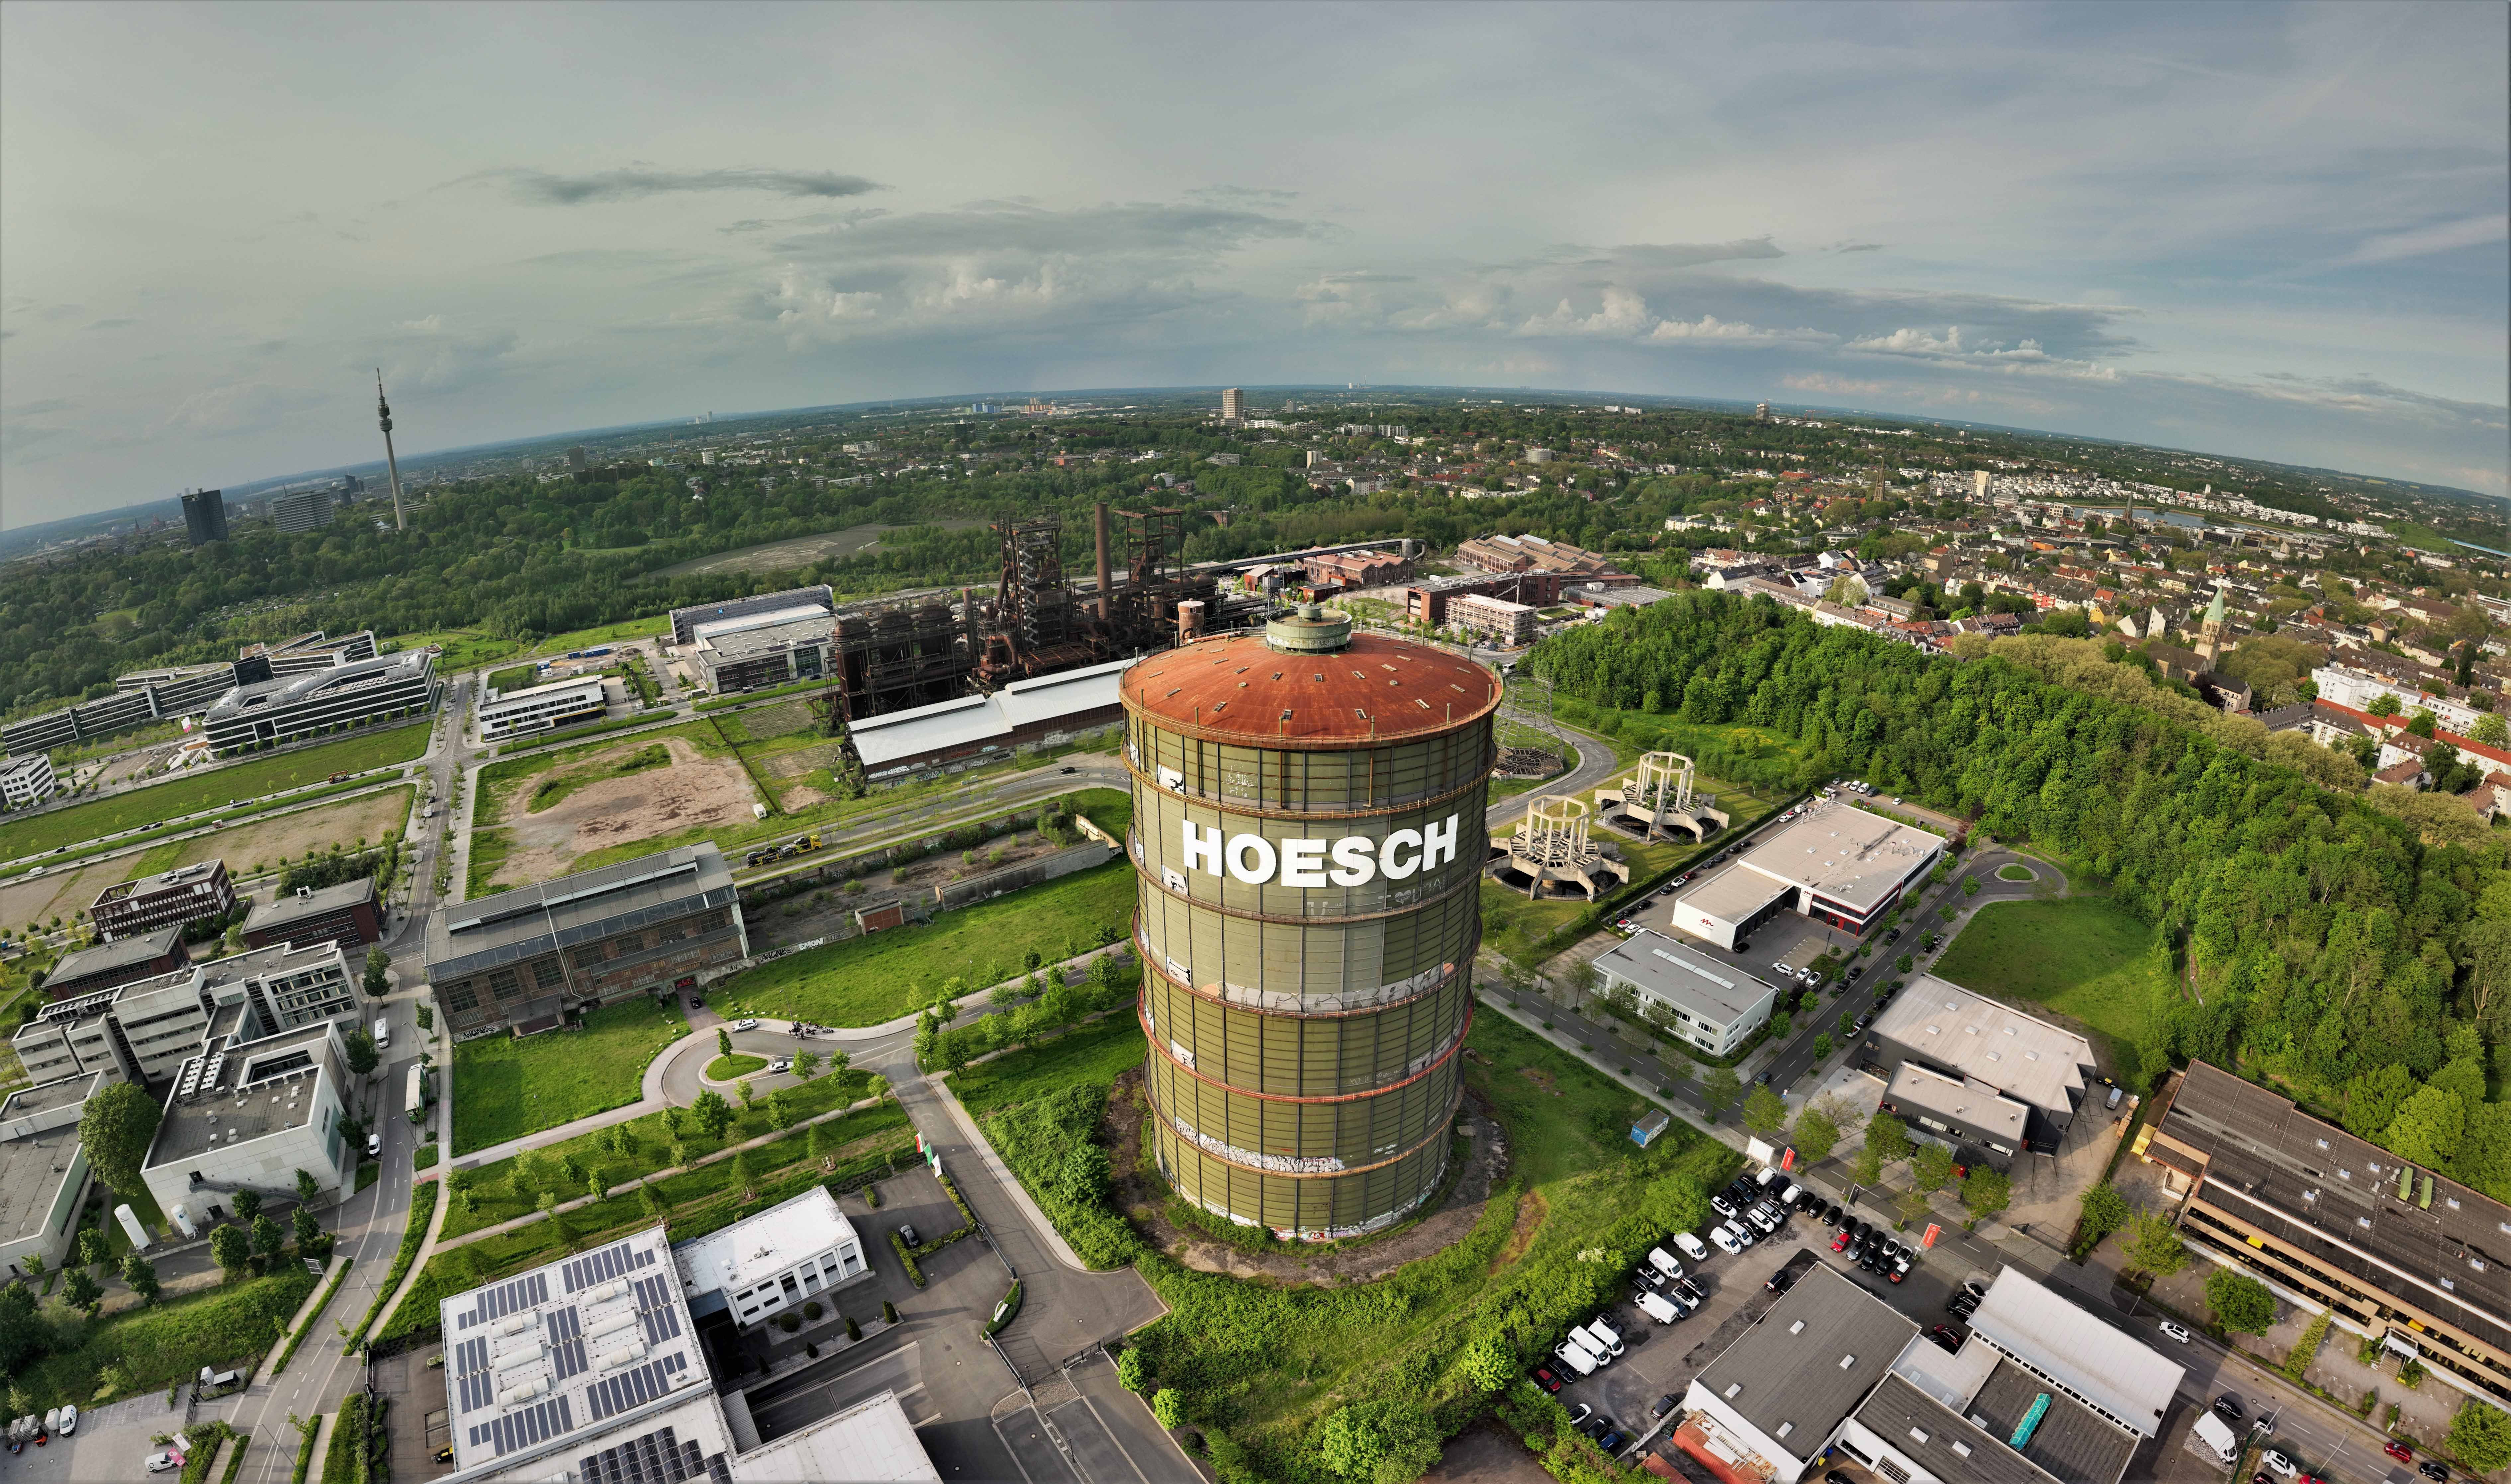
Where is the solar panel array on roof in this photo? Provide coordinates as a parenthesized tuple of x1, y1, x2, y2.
(578, 1424, 728, 1484)
(546, 1305, 589, 1382)
(633, 1273, 684, 1347)
(567, 1238, 657, 1292)
(451, 1338, 492, 1411)
(586, 1351, 691, 1422)
(459, 1270, 551, 1329)
(469, 1396, 575, 1457)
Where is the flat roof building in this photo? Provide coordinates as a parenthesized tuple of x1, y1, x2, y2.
(691, 611, 835, 697)
(1866, 974, 2097, 1167)
(669, 585, 835, 647)
(437, 1224, 937, 1484)
(0, 752, 60, 808)
(244, 877, 385, 954)
(2138, 1060, 2511, 1402)
(12, 939, 362, 1091)
(1674, 1264, 1919, 1482)
(0, 1075, 96, 1280)
(425, 844, 746, 1040)
(1590, 929, 1781, 1056)
(478, 674, 609, 742)
(238, 630, 380, 675)
(202, 650, 437, 756)
(92, 860, 236, 941)
(1672, 799, 1942, 948)
(673, 1187, 870, 1331)
(40, 926, 191, 1003)
(1963, 1267, 2183, 1438)
(140, 1015, 357, 1225)
(849, 657, 1133, 782)
(1449, 592, 1536, 647)
(270, 487, 335, 534)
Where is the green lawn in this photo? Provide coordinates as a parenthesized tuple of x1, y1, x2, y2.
(705, 1053, 768, 1080)
(524, 615, 669, 659)
(0, 725, 430, 861)
(1931, 896, 2174, 1086)
(713, 861, 1136, 1026)
(955, 1014, 1143, 1116)
(451, 995, 687, 1154)
(1997, 862, 2037, 881)
(486, 664, 538, 693)
(9, 1265, 314, 1409)
(382, 628, 524, 671)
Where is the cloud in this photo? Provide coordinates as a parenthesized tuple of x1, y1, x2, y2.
(1844, 324, 2122, 380)
(765, 200, 1312, 259)
(2337, 213, 2509, 267)
(1828, 242, 1884, 254)
(1188, 185, 1299, 206)
(1518, 286, 1654, 338)
(1647, 314, 1837, 346)
(160, 383, 324, 438)
(468, 167, 885, 205)
(383, 314, 524, 393)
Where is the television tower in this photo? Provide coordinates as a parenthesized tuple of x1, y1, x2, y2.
(375, 369, 407, 531)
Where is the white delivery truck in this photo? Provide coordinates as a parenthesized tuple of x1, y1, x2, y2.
(1553, 1337, 1599, 1376)
(1647, 1246, 1684, 1280)
(373, 1015, 390, 1051)
(1581, 1318, 1626, 1358)
(2190, 1410, 2238, 1466)
(1636, 1291, 1681, 1324)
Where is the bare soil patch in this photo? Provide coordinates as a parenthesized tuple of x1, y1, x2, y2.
(0, 858, 126, 933)
(1517, 1066, 1561, 1096)
(494, 736, 756, 886)
(649, 521, 985, 579)
(168, 788, 412, 877)
(1106, 1068, 1514, 1288)
(1489, 1189, 1545, 1273)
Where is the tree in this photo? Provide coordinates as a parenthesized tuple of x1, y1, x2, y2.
(731, 1152, 758, 1199)
(662, 1105, 686, 1140)
(232, 1188, 263, 1225)
(692, 1089, 733, 1141)
(1865, 1114, 1912, 1166)
(122, 1252, 160, 1306)
(2366, 692, 2402, 718)
(363, 947, 391, 996)
(736, 1077, 756, 1111)
(1963, 875, 1981, 898)
(768, 1089, 797, 1130)
(2447, 1398, 2511, 1472)
(1740, 1086, 1788, 1134)
(1961, 1165, 2011, 1223)
(1792, 1103, 1842, 1164)
(2122, 1211, 2188, 1276)
(793, 1050, 821, 1082)
(296, 1168, 321, 1204)
(1315, 1398, 1441, 1484)
(63, 1268, 103, 1319)
(1811, 1031, 1833, 1061)
(1116, 1348, 1148, 1394)
(73, 1226, 112, 1274)
(2341, 1063, 2418, 1141)
(2384, 1087, 2467, 1169)
(294, 1206, 323, 1253)
(641, 1180, 669, 1220)
(2473, 713, 2510, 747)
(77, 1080, 164, 1203)
(1152, 1388, 1185, 1430)
(1911, 1142, 1956, 1193)
(2205, 1268, 2276, 1335)
(1458, 1333, 1515, 1392)
(1702, 1066, 1742, 1119)
(343, 1027, 380, 1079)
(209, 1224, 252, 1280)
(717, 1027, 733, 1059)
(251, 1213, 286, 1266)
(809, 1119, 839, 1170)
(0, 1284, 50, 1371)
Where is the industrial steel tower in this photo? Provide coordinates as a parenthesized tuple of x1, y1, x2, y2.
(375, 369, 407, 531)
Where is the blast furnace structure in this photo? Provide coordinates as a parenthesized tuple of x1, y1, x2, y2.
(1121, 604, 1500, 1239)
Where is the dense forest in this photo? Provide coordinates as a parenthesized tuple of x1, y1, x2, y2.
(1532, 590, 2511, 1200)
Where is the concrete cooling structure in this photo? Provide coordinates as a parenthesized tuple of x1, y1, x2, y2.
(1121, 604, 1499, 1239)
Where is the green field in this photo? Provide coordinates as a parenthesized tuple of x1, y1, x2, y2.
(0, 725, 430, 862)
(1997, 862, 2037, 881)
(524, 615, 669, 659)
(451, 995, 687, 1154)
(715, 861, 1136, 1026)
(1931, 896, 2174, 1086)
(9, 1265, 314, 1409)
(955, 1014, 1144, 1116)
(382, 628, 524, 671)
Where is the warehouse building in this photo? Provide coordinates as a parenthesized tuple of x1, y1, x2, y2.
(1671, 799, 1942, 949)
(244, 877, 384, 953)
(425, 844, 747, 1040)
(201, 650, 438, 755)
(850, 657, 1134, 782)
(1674, 1265, 1918, 1481)
(478, 674, 609, 742)
(669, 584, 836, 646)
(1865, 974, 2097, 1169)
(1403, 571, 1564, 626)
(92, 860, 236, 940)
(39, 927, 191, 1002)
(1589, 930, 1779, 1056)
(690, 609, 836, 696)
(436, 1224, 938, 1483)
(2138, 1060, 2511, 1402)
(0, 1075, 95, 1281)
(674, 1187, 870, 1332)
(11, 939, 362, 1089)
(139, 1013, 358, 1222)
(0, 753, 60, 808)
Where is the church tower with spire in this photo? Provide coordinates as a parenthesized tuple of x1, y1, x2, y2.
(376, 370, 407, 531)
(2195, 580, 2230, 666)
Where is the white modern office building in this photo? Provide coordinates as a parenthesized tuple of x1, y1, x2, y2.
(478, 674, 610, 742)
(12, 940, 362, 1089)
(1589, 929, 1781, 1055)
(438, 1225, 936, 1484)
(0, 1075, 94, 1280)
(140, 1014, 360, 1221)
(674, 1187, 871, 1331)
(0, 752, 58, 809)
(1671, 799, 1943, 950)
(201, 650, 439, 756)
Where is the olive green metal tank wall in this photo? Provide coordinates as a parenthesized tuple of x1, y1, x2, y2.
(1127, 706, 1492, 1239)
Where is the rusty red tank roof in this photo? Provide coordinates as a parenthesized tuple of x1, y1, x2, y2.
(1122, 631, 1501, 746)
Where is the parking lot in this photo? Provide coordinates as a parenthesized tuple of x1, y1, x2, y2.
(3, 1391, 190, 1484)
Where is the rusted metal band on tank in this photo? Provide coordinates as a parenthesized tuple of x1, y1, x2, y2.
(1118, 746, 1501, 824)
(1133, 933, 1475, 1021)
(1125, 850, 1484, 927)
(1119, 682, 1504, 751)
(1144, 1074, 1467, 1181)
(1138, 997, 1472, 1103)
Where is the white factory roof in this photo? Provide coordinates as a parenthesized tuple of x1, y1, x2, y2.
(673, 1187, 859, 1304)
(1964, 1267, 2184, 1437)
(1736, 800, 1942, 912)
(1675, 864, 1794, 925)
(481, 673, 607, 708)
(1871, 974, 2093, 1116)
(851, 656, 1136, 771)
(1592, 930, 1776, 1027)
(692, 604, 832, 644)
(732, 1392, 938, 1483)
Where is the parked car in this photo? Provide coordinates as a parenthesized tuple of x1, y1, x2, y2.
(1652, 1394, 1678, 1419)
(766, 1059, 792, 1073)
(1647, 1246, 1683, 1280)
(54, 1406, 72, 1437)
(2211, 1396, 2243, 1424)
(1927, 1325, 1963, 1353)
(1566, 1404, 1593, 1429)
(731, 1017, 760, 1031)
(2158, 1320, 2193, 1344)
(1672, 1231, 1710, 1262)
(1710, 1193, 1738, 1220)
(2420, 1462, 2452, 1482)
(2257, 1450, 2298, 1479)
(2385, 1441, 2415, 1463)
(1675, 1278, 1707, 1309)
(147, 1453, 182, 1473)
(896, 1222, 921, 1246)
(1709, 1225, 1744, 1256)
(1636, 1292, 1682, 1324)
(1888, 1255, 1911, 1284)
(1529, 1367, 1563, 1395)
(1596, 1427, 1627, 1453)
(1831, 1228, 1854, 1253)
(366, 1131, 382, 1157)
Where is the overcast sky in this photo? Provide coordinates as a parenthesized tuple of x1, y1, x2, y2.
(3, 0, 2505, 529)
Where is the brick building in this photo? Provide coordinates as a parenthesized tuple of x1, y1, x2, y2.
(244, 877, 384, 954)
(39, 927, 190, 1003)
(91, 861, 235, 941)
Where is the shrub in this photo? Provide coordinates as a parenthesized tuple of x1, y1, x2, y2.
(803, 1300, 822, 1321)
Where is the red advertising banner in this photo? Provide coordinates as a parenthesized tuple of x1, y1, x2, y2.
(1921, 1223, 1942, 1249)
(1781, 1147, 1796, 1171)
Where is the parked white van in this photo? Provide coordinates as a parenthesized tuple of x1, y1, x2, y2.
(1647, 1247, 1684, 1280)
(1582, 1318, 1626, 1357)
(1554, 1337, 1599, 1376)
(1636, 1292, 1681, 1324)
(1673, 1231, 1711, 1262)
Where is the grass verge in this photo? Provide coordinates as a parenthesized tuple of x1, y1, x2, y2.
(344, 1181, 436, 1350)
(1931, 896, 2175, 1086)
(6, 1266, 315, 1409)
(265, 1259, 352, 1377)
(705, 1053, 768, 1080)
(451, 995, 685, 1154)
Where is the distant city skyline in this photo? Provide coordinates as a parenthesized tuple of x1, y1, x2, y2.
(2, 0, 2504, 528)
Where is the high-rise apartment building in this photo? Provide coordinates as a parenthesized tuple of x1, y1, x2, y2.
(180, 488, 229, 546)
(1220, 387, 1244, 425)
(1122, 604, 1498, 1239)
(270, 488, 335, 534)
(567, 446, 589, 473)
(1755, 401, 1770, 421)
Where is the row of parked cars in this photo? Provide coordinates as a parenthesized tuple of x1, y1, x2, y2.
(6, 1407, 73, 1453)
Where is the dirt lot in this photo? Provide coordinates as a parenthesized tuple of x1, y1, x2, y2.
(166, 786, 414, 876)
(648, 522, 982, 578)
(0, 857, 127, 932)
(493, 735, 757, 885)
(760, 738, 854, 810)
(743, 825, 1085, 950)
